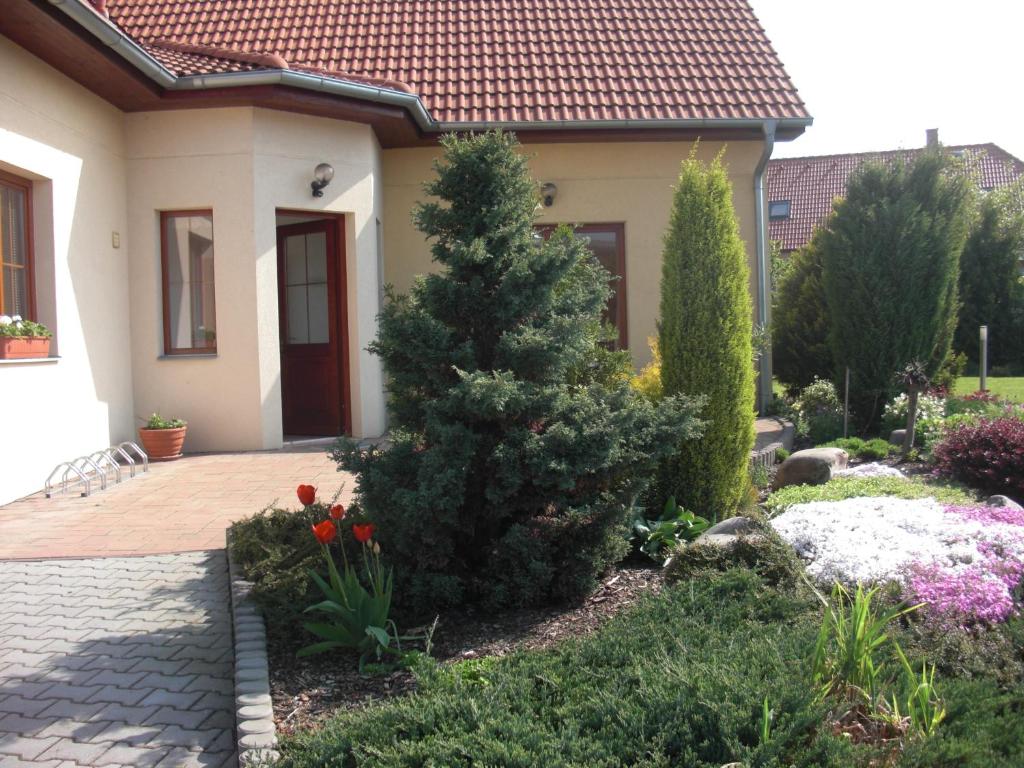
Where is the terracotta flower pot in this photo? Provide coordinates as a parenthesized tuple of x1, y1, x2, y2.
(138, 426, 187, 461)
(0, 336, 51, 359)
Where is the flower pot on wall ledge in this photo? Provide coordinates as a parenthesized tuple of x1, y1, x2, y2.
(0, 336, 51, 359)
(138, 426, 187, 461)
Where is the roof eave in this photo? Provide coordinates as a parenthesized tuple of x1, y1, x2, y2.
(49, 0, 813, 139)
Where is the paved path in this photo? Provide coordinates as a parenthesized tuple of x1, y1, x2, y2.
(0, 447, 352, 559)
(0, 552, 235, 767)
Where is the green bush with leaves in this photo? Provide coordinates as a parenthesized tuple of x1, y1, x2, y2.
(228, 504, 329, 645)
(794, 377, 845, 444)
(666, 528, 805, 589)
(658, 148, 755, 521)
(630, 495, 709, 563)
(823, 437, 894, 461)
(278, 570, 859, 768)
(821, 149, 973, 428)
(333, 132, 703, 617)
(772, 233, 833, 392)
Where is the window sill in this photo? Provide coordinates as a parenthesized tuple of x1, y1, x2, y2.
(158, 353, 218, 360)
(0, 355, 60, 365)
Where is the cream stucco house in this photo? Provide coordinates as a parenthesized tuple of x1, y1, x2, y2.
(0, 0, 809, 505)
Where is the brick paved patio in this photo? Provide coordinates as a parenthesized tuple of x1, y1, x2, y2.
(0, 551, 235, 767)
(0, 446, 354, 560)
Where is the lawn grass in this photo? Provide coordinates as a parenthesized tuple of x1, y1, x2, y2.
(955, 376, 1024, 402)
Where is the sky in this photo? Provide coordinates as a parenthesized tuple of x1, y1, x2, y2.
(748, 0, 1024, 160)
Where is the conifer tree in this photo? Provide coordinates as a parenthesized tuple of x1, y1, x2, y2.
(334, 132, 702, 615)
(955, 184, 1024, 368)
(772, 232, 832, 392)
(821, 149, 971, 425)
(658, 150, 755, 520)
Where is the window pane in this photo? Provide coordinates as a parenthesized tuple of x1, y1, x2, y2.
(3, 267, 26, 317)
(1, 182, 30, 317)
(286, 235, 306, 286)
(580, 230, 621, 335)
(163, 213, 216, 352)
(286, 286, 309, 344)
(306, 233, 327, 283)
(2, 186, 27, 266)
(307, 283, 329, 343)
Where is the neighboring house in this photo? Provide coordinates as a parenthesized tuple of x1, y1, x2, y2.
(767, 130, 1024, 254)
(0, 0, 809, 505)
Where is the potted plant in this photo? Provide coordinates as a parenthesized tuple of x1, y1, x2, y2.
(138, 412, 188, 460)
(0, 315, 53, 359)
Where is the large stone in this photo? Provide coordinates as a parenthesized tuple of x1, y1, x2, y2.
(694, 517, 764, 548)
(772, 447, 848, 490)
(889, 429, 907, 446)
(702, 516, 760, 537)
(987, 495, 1024, 512)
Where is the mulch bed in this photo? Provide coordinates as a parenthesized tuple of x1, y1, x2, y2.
(268, 563, 664, 735)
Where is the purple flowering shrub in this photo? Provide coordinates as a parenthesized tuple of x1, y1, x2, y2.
(932, 418, 1024, 501)
(907, 504, 1024, 625)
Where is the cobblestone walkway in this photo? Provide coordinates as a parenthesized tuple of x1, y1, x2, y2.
(0, 552, 236, 767)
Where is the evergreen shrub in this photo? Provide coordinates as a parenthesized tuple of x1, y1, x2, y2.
(333, 132, 703, 616)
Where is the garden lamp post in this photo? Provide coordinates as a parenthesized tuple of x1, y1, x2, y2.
(980, 325, 988, 392)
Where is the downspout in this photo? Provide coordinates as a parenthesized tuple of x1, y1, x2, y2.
(753, 119, 778, 414)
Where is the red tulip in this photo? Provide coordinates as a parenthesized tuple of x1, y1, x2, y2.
(311, 519, 336, 544)
(352, 523, 376, 544)
(329, 504, 346, 520)
(297, 484, 317, 506)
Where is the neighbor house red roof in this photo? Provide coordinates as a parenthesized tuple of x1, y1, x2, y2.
(767, 143, 1024, 252)
(100, 0, 810, 126)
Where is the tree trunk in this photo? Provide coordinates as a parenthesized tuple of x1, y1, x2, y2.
(902, 387, 920, 458)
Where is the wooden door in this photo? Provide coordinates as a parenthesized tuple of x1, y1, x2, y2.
(277, 219, 348, 436)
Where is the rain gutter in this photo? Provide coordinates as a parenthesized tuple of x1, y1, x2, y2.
(753, 119, 779, 413)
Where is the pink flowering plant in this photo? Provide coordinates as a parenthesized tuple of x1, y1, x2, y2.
(906, 503, 1024, 625)
(773, 497, 1024, 626)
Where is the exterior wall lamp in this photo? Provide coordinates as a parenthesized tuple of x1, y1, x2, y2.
(311, 163, 335, 197)
(540, 182, 557, 207)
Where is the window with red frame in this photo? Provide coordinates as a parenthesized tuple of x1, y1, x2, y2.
(535, 223, 627, 349)
(161, 210, 218, 355)
(0, 170, 35, 320)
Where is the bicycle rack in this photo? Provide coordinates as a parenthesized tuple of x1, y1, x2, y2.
(44, 462, 91, 498)
(118, 441, 149, 474)
(76, 455, 110, 491)
(89, 450, 123, 485)
(44, 441, 148, 498)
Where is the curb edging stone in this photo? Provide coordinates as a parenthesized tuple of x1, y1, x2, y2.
(226, 529, 280, 766)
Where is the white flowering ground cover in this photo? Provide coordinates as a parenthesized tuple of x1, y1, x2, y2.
(834, 462, 905, 479)
(771, 495, 1024, 624)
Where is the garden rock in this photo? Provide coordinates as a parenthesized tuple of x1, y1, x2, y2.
(988, 495, 1024, 512)
(700, 516, 759, 537)
(772, 447, 848, 490)
(889, 429, 907, 446)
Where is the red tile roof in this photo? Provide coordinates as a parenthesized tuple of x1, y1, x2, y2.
(100, 0, 810, 126)
(767, 144, 1024, 252)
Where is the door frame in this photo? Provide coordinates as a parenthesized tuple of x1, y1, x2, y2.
(275, 209, 352, 436)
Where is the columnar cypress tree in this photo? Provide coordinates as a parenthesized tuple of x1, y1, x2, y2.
(334, 132, 702, 616)
(955, 185, 1024, 368)
(821, 149, 971, 425)
(659, 150, 755, 520)
(771, 231, 832, 392)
